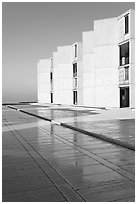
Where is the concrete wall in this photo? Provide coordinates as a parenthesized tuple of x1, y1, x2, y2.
(118, 9, 135, 108)
(52, 52, 58, 104)
(77, 60, 83, 105)
(37, 59, 51, 103)
(53, 45, 73, 105)
(82, 31, 95, 106)
(53, 43, 82, 105)
(118, 9, 135, 43)
(94, 17, 119, 107)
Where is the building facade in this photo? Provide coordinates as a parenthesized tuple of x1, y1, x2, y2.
(53, 45, 73, 105)
(118, 10, 135, 108)
(37, 9, 135, 108)
(37, 59, 51, 103)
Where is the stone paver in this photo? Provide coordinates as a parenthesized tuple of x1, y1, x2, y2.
(66, 119, 135, 146)
(11, 104, 135, 148)
(2, 105, 135, 202)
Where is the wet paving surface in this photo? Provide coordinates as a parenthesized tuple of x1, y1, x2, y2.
(10, 104, 98, 118)
(11, 104, 135, 147)
(2, 105, 135, 202)
(67, 119, 135, 146)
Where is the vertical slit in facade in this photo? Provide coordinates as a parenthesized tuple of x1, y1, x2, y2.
(51, 93, 53, 103)
(73, 91, 77, 105)
(50, 72, 53, 103)
(75, 44, 77, 58)
(125, 14, 129, 34)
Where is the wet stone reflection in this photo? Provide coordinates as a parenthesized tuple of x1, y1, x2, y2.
(2, 104, 135, 202)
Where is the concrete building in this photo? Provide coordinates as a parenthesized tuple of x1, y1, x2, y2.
(83, 16, 119, 108)
(53, 45, 73, 105)
(72, 42, 83, 105)
(82, 31, 95, 106)
(118, 9, 135, 108)
(37, 59, 51, 103)
(37, 9, 135, 108)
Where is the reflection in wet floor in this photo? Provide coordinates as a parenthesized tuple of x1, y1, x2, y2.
(10, 104, 135, 147)
(2, 105, 135, 202)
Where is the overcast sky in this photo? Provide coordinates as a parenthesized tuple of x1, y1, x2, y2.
(2, 2, 135, 103)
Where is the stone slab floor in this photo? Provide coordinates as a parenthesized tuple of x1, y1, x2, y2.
(2, 106, 135, 202)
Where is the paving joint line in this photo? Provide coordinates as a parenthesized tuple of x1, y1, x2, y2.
(39, 126, 135, 182)
(6, 105, 134, 151)
(5, 105, 135, 182)
(3, 121, 69, 201)
(15, 124, 133, 192)
(15, 129, 86, 201)
(60, 123, 135, 151)
(3, 120, 85, 202)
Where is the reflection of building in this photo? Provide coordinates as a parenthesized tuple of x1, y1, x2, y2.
(37, 9, 135, 108)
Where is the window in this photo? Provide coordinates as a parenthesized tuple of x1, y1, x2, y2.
(75, 78, 77, 87)
(125, 66, 129, 81)
(73, 63, 77, 77)
(50, 72, 53, 82)
(51, 93, 53, 103)
(74, 44, 77, 58)
(73, 91, 77, 105)
(120, 42, 129, 66)
(125, 14, 129, 34)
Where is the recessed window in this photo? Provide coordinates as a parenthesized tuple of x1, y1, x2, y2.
(75, 78, 77, 87)
(50, 72, 53, 82)
(73, 91, 77, 105)
(125, 14, 129, 34)
(51, 93, 53, 103)
(74, 44, 77, 58)
(73, 63, 77, 77)
(120, 42, 129, 66)
(125, 66, 129, 81)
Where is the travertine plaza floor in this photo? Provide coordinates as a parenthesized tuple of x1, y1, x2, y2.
(2, 104, 135, 202)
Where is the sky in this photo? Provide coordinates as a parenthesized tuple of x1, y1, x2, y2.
(2, 2, 135, 103)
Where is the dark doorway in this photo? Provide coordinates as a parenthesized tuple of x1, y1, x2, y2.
(51, 93, 53, 103)
(73, 91, 77, 105)
(120, 87, 129, 108)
